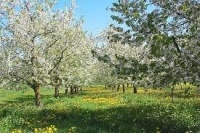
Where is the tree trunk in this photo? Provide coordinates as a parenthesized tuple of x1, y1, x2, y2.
(33, 83, 41, 106)
(54, 85, 59, 98)
(70, 86, 73, 95)
(74, 86, 77, 94)
(77, 86, 79, 93)
(117, 84, 120, 92)
(171, 86, 174, 103)
(127, 83, 129, 87)
(65, 88, 68, 95)
(80, 86, 82, 91)
(105, 84, 107, 89)
(111, 85, 114, 91)
(122, 84, 125, 93)
(133, 86, 137, 94)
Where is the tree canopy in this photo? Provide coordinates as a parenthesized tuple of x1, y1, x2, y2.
(0, 0, 95, 105)
(98, 0, 200, 87)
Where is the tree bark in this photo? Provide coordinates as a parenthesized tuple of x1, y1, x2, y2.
(33, 83, 41, 106)
(122, 84, 125, 93)
(70, 86, 73, 95)
(65, 88, 68, 95)
(74, 86, 77, 94)
(54, 85, 59, 98)
(117, 84, 120, 92)
(133, 86, 137, 94)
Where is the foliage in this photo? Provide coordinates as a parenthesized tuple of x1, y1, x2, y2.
(93, 32, 150, 87)
(1, 0, 74, 85)
(0, 0, 96, 105)
(101, 0, 200, 87)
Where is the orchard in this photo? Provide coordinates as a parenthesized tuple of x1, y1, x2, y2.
(0, 0, 199, 132)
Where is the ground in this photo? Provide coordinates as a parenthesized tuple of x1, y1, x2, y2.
(0, 85, 200, 133)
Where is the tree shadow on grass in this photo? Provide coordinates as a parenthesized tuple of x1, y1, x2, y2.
(1, 90, 200, 133)
(6, 103, 199, 133)
(0, 94, 34, 105)
(0, 92, 79, 106)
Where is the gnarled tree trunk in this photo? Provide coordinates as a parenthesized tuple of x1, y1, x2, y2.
(33, 83, 41, 106)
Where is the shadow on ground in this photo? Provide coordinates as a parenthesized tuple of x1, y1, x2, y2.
(1, 101, 199, 133)
(0, 90, 200, 133)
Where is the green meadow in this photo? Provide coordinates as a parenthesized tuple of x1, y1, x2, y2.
(0, 86, 200, 133)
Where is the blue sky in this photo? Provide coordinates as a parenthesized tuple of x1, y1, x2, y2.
(56, 0, 116, 35)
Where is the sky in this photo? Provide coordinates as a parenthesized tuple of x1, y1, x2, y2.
(56, 0, 116, 36)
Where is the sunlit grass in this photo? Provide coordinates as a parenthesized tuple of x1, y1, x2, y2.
(0, 85, 200, 132)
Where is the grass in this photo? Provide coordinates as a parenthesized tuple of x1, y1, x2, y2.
(0, 85, 200, 133)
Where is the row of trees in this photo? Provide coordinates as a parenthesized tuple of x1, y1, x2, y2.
(93, 0, 200, 92)
(0, 0, 199, 106)
(0, 0, 97, 106)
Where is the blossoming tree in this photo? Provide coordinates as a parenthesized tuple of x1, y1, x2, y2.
(104, 0, 200, 88)
(0, 0, 89, 106)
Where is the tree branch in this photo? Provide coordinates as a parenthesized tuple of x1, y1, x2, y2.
(172, 36, 181, 54)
